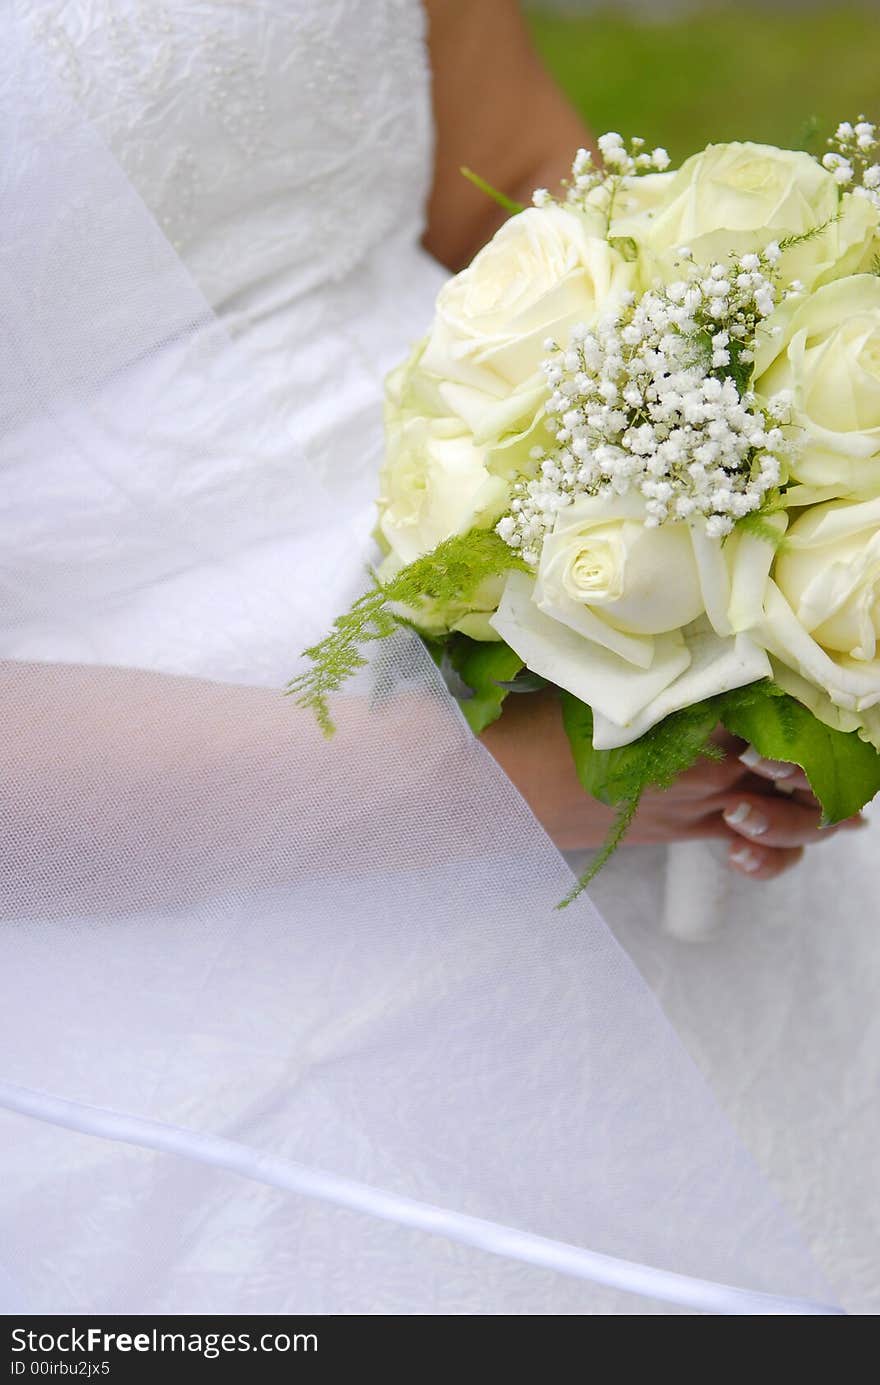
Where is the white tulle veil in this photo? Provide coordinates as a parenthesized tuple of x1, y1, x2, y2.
(0, 16, 845, 1315)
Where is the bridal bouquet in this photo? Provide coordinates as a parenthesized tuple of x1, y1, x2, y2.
(293, 122, 880, 896)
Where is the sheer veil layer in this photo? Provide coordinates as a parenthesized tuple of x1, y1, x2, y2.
(0, 4, 867, 1315)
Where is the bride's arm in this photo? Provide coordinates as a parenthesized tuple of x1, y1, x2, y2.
(423, 0, 593, 271)
(0, 661, 490, 917)
(0, 661, 344, 917)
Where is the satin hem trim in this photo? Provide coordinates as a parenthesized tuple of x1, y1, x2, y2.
(0, 1080, 843, 1316)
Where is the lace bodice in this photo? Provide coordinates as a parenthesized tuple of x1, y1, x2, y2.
(16, 0, 434, 314)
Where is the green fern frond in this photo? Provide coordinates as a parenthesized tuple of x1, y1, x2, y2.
(287, 529, 525, 735)
(776, 213, 840, 253)
(558, 793, 642, 908)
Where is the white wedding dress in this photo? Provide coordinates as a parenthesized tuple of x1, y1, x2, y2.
(0, 0, 876, 1315)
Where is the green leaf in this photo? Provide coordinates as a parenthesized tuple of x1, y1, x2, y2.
(448, 638, 524, 734)
(719, 682, 880, 824)
(493, 669, 549, 694)
(460, 166, 526, 216)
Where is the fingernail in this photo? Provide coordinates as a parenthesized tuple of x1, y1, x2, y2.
(724, 802, 769, 836)
(729, 844, 763, 874)
(843, 815, 869, 830)
(739, 746, 797, 781)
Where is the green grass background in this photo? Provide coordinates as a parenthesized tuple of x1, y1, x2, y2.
(526, 4, 880, 162)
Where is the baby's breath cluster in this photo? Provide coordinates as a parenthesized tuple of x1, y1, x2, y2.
(497, 248, 796, 563)
(823, 118, 880, 210)
(532, 134, 670, 213)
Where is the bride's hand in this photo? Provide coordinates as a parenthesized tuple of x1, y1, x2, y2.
(480, 690, 866, 880)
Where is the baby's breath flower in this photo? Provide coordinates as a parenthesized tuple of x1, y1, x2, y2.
(823, 151, 855, 185)
(564, 132, 677, 220)
(496, 246, 794, 560)
(826, 114, 880, 209)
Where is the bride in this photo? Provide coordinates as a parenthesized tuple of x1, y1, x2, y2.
(0, 0, 876, 1315)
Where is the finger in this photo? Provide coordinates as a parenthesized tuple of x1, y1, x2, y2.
(727, 840, 804, 881)
(720, 792, 867, 848)
(737, 745, 811, 794)
(736, 771, 817, 805)
(709, 726, 746, 754)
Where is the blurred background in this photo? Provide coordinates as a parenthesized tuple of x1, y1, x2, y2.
(524, 1, 880, 162)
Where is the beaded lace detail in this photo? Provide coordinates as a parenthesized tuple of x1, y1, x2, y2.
(17, 0, 434, 307)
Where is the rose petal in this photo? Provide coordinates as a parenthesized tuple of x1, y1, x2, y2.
(689, 522, 734, 636)
(727, 514, 788, 633)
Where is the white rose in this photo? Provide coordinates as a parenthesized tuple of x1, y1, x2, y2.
(613, 142, 878, 289)
(489, 494, 770, 748)
(755, 275, 880, 492)
(420, 205, 637, 427)
(536, 500, 706, 637)
(760, 497, 880, 724)
(378, 360, 508, 568)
